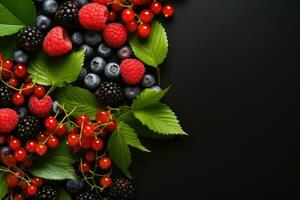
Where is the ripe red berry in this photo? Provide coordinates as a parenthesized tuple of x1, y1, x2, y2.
(47, 136, 59, 149)
(139, 10, 153, 24)
(8, 138, 21, 151)
(6, 174, 20, 187)
(125, 20, 138, 32)
(44, 117, 58, 132)
(150, 1, 162, 15)
(81, 136, 92, 150)
(36, 132, 49, 143)
(8, 77, 19, 87)
(21, 83, 34, 96)
(55, 124, 67, 137)
(131, 0, 143, 5)
(108, 11, 117, 21)
(76, 114, 90, 126)
(35, 144, 47, 156)
(79, 161, 90, 173)
(121, 8, 136, 23)
(33, 85, 46, 99)
(137, 24, 152, 38)
(27, 184, 38, 196)
(106, 120, 117, 132)
(98, 156, 112, 170)
(12, 93, 25, 106)
(2, 59, 13, 70)
(1, 59, 13, 80)
(25, 140, 37, 153)
(2, 154, 17, 167)
(84, 151, 96, 162)
(91, 138, 104, 151)
(111, 3, 123, 13)
(14, 148, 27, 162)
(100, 176, 112, 188)
(67, 133, 80, 146)
(162, 4, 175, 18)
(82, 124, 95, 137)
(14, 64, 27, 79)
(95, 111, 111, 124)
(32, 177, 43, 187)
(13, 193, 24, 200)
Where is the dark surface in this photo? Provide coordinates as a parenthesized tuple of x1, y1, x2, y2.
(131, 0, 299, 199)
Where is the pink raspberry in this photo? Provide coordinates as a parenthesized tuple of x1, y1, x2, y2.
(92, 0, 113, 5)
(0, 108, 19, 134)
(43, 26, 72, 56)
(120, 59, 145, 85)
(79, 3, 108, 31)
(28, 95, 52, 118)
(103, 23, 128, 48)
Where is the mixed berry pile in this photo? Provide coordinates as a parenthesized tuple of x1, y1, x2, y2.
(0, 0, 184, 200)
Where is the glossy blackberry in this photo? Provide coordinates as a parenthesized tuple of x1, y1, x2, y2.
(108, 178, 136, 200)
(75, 191, 101, 200)
(17, 26, 43, 52)
(0, 85, 13, 108)
(55, 1, 79, 28)
(34, 185, 58, 200)
(95, 82, 125, 107)
(16, 116, 40, 142)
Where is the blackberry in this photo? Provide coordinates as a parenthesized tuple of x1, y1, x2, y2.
(17, 26, 43, 52)
(16, 116, 40, 142)
(0, 85, 13, 108)
(75, 191, 102, 200)
(108, 178, 136, 200)
(34, 185, 58, 200)
(95, 82, 125, 107)
(55, 1, 79, 28)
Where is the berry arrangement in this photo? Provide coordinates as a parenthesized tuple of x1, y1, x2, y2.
(0, 0, 186, 199)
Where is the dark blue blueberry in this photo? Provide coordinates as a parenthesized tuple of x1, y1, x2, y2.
(74, 0, 89, 7)
(80, 44, 94, 60)
(84, 31, 102, 47)
(117, 46, 132, 60)
(42, 0, 58, 15)
(90, 57, 106, 74)
(142, 74, 156, 88)
(124, 86, 141, 99)
(104, 62, 120, 79)
(15, 107, 28, 119)
(71, 32, 84, 46)
(97, 43, 112, 58)
(78, 67, 87, 82)
(13, 49, 28, 64)
(36, 15, 52, 31)
(66, 179, 84, 193)
(84, 73, 101, 90)
(51, 100, 60, 115)
(1, 146, 11, 155)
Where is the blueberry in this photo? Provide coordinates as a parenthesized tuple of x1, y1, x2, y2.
(104, 62, 120, 79)
(151, 86, 162, 92)
(66, 179, 84, 193)
(90, 57, 106, 74)
(124, 86, 141, 99)
(1, 146, 11, 155)
(13, 49, 28, 64)
(74, 0, 89, 7)
(78, 67, 87, 81)
(15, 107, 28, 119)
(142, 74, 156, 88)
(97, 43, 112, 58)
(84, 31, 102, 47)
(42, 0, 58, 15)
(84, 73, 101, 90)
(51, 101, 60, 115)
(71, 32, 83, 46)
(80, 44, 94, 60)
(36, 15, 52, 31)
(117, 46, 132, 60)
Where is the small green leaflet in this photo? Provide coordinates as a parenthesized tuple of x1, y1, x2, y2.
(59, 188, 71, 200)
(55, 86, 102, 120)
(129, 21, 168, 68)
(0, 173, 8, 199)
(0, 35, 16, 59)
(28, 50, 85, 88)
(0, 0, 36, 36)
(107, 121, 149, 178)
(29, 140, 77, 180)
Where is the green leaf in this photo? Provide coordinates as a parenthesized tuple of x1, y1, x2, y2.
(28, 50, 85, 88)
(132, 88, 169, 110)
(0, 35, 16, 59)
(133, 103, 187, 135)
(0, 173, 8, 199)
(129, 21, 168, 67)
(55, 86, 102, 120)
(59, 188, 71, 200)
(29, 140, 77, 180)
(0, 0, 36, 36)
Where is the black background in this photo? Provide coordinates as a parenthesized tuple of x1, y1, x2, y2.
(131, 0, 300, 199)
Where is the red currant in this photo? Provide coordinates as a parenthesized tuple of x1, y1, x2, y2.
(137, 24, 152, 38)
(96, 111, 111, 124)
(111, 3, 123, 13)
(8, 77, 19, 87)
(81, 136, 92, 150)
(122, 8, 136, 23)
(27, 184, 38, 196)
(13, 193, 24, 200)
(106, 120, 118, 132)
(35, 144, 48, 156)
(98, 156, 112, 170)
(55, 124, 67, 137)
(25, 140, 37, 153)
(19, 180, 28, 191)
(131, 0, 143, 5)
(8, 138, 21, 150)
(32, 177, 43, 187)
(150, 1, 162, 15)
(14, 64, 27, 79)
(82, 124, 95, 137)
(139, 10, 153, 24)
(47, 136, 59, 149)
(108, 11, 117, 21)
(14, 148, 27, 162)
(91, 138, 104, 151)
(6, 174, 20, 187)
(2, 154, 17, 167)
(125, 20, 138, 32)
(162, 4, 175, 18)
(12, 93, 25, 106)
(67, 133, 80, 146)
(84, 151, 96, 162)
(44, 117, 58, 132)
(36, 132, 49, 143)
(79, 161, 90, 173)
(1, 59, 13, 80)
(21, 83, 34, 96)
(33, 85, 46, 99)
(76, 114, 90, 126)
(100, 176, 112, 188)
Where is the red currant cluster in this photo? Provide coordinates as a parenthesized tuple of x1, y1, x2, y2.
(106, 0, 175, 37)
(67, 111, 117, 189)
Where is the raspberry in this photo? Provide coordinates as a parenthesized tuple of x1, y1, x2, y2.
(103, 23, 128, 48)
(120, 59, 145, 85)
(92, 0, 112, 4)
(0, 108, 19, 134)
(43, 26, 72, 56)
(28, 95, 52, 118)
(79, 3, 108, 31)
